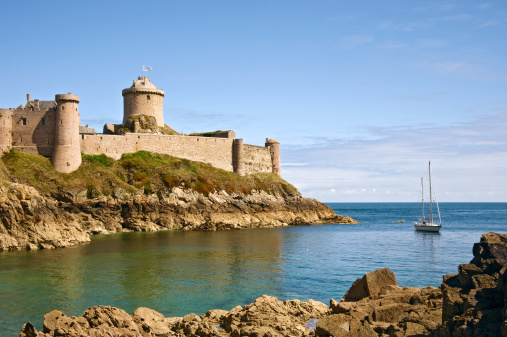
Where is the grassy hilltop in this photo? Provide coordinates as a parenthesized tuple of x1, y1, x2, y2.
(0, 150, 299, 199)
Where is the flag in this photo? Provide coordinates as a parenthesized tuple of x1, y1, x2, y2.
(142, 65, 152, 71)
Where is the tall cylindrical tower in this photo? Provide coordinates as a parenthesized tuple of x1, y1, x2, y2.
(232, 138, 244, 176)
(122, 76, 164, 127)
(52, 93, 81, 173)
(265, 138, 281, 177)
(0, 109, 13, 153)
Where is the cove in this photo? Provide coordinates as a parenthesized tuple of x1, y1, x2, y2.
(1, 202, 506, 336)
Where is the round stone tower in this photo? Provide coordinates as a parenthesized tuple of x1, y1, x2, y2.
(52, 93, 81, 173)
(122, 76, 164, 127)
(265, 138, 281, 177)
(0, 109, 13, 153)
(232, 138, 244, 176)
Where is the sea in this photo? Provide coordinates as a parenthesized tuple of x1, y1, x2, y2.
(0, 202, 505, 336)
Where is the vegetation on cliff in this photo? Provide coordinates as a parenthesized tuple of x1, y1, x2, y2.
(0, 150, 299, 199)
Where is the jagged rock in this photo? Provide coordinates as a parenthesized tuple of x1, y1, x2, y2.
(342, 268, 398, 301)
(41, 310, 91, 336)
(20, 322, 37, 337)
(132, 307, 172, 336)
(0, 182, 356, 252)
(315, 313, 377, 336)
(327, 268, 443, 336)
(221, 295, 329, 337)
(436, 232, 507, 337)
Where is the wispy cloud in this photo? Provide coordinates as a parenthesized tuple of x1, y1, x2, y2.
(415, 60, 497, 79)
(282, 112, 507, 202)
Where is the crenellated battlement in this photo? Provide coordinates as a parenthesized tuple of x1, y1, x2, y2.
(55, 93, 80, 103)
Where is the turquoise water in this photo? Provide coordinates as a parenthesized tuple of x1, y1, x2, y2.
(0, 202, 505, 336)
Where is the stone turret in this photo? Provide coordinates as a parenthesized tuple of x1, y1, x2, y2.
(265, 138, 281, 177)
(122, 76, 164, 128)
(52, 94, 81, 173)
(232, 138, 244, 176)
(0, 109, 13, 153)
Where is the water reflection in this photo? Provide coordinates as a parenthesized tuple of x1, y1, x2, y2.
(1, 202, 505, 336)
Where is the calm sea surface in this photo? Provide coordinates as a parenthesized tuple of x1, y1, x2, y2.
(0, 202, 505, 336)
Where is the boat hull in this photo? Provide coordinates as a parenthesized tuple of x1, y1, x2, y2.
(414, 223, 442, 232)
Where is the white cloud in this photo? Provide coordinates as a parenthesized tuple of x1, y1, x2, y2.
(281, 112, 507, 202)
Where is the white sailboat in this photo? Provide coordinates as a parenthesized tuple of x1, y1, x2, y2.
(414, 161, 442, 232)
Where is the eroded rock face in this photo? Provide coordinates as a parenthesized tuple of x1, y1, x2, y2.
(0, 183, 356, 252)
(435, 232, 507, 337)
(325, 268, 443, 336)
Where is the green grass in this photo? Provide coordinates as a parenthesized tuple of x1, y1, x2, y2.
(189, 130, 225, 137)
(0, 150, 300, 199)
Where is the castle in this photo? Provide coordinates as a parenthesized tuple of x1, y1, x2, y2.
(0, 76, 281, 176)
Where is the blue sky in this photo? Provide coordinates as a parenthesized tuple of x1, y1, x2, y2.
(1, 1, 506, 202)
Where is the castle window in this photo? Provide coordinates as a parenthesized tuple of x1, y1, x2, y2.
(62, 106, 64, 110)
(22, 118, 27, 125)
(147, 95, 150, 101)
(47, 139, 50, 145)
(60, 119, 63, 125)
(41, 118, 46, 125)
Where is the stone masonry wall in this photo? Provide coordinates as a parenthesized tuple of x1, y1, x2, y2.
(0, 109, 13, 152)
(123, 91, 164, 126)
(11, 106, 57, 157)
(242, 144, 273, 175)
(81, 134, 239, 172)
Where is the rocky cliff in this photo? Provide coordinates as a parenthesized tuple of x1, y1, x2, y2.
(19, 232, 507, 337)
(0, 182, 355, 252)
(435, 232, 507, 337)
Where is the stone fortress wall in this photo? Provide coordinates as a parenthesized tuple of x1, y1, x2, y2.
(0, 77, 281, 177)
(81, 134, 237, 172)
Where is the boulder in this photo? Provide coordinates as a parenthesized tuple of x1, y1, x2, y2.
(132, 307, 172, 336)
(221, 295, 329, 337)
(20, 322, 38, 337)
(342, 268, 398, 301)
(83, 305, 141, 336)
(42, 310, 90, 336)
(332, 269, 442, 336)
(315, 313, 377, 337)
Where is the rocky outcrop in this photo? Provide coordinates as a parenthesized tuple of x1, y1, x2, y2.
(19, 272, 443, 337)
(320, 268, 443, 336)
(435, 232, 507, 337)
(21, 296, 330, 337)
(0, 183, 356, 251)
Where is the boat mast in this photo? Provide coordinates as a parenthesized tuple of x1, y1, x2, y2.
(429, 161, 433, 223)
(421, 177, 425, 219)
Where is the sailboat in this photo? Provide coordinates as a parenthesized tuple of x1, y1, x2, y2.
(414, 161, 442, 232)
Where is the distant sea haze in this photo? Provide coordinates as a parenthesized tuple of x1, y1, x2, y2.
(0, 202, 505, 337)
